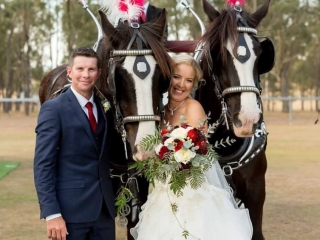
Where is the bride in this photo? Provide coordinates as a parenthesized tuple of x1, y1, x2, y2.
(130, 54, 253, 240)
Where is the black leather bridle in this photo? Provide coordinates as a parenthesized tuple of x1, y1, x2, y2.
(107, 22, 162, 159)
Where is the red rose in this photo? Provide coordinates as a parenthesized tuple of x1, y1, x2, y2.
(174, 140, 183, 151)
(180, 124, 189, 129)
(195, 140, 208, 155)
(161, 129, 170, 136)
(187, 129, 198, 143)
(179, 163, 191, 170)
(195, 128, 206, 141)
(158, 146, 169, 160)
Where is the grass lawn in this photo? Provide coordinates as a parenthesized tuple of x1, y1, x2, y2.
(0, 111, 319, 240)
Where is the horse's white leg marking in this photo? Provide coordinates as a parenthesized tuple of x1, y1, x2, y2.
(227, 34, 261, 136)
(124, 56, 157, 159)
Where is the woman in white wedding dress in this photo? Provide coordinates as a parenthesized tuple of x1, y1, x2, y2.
(130, 55, 253, 240)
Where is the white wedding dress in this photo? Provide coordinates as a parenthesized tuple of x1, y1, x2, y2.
(130, 161, 253, 240)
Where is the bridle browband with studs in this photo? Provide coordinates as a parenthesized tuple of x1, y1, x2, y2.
(108, 22, 162, 159)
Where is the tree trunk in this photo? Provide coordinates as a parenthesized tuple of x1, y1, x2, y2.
(4, 18, 15, 113)
(280, 66, 289, 112)
(66, 0, 73, 53)
(316, 57, 320, 111)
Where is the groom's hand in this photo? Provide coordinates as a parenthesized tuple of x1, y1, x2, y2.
(46, 216, 68, 240)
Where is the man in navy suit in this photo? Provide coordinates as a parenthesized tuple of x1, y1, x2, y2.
(142, 0, 168, 45)
(34, 47, 115, 240)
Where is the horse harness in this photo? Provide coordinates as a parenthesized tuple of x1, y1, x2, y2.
(195, 4, 275, 176)
(107, 22, 163, 159)
(107, 22, 165, 225)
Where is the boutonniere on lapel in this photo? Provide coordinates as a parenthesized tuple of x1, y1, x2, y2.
(95, 86, 111, 113)
(101, 98, 111, 113)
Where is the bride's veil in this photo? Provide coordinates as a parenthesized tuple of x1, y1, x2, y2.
(205, 160, 238, 208)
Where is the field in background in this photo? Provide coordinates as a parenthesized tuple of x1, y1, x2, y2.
(0, 111, 319, 240)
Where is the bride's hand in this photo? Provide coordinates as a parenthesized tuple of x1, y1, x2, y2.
(133, 145, 152, 161)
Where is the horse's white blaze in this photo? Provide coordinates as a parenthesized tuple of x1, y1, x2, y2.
(124, 56, 157, 155)
(227, 34, 261, 135)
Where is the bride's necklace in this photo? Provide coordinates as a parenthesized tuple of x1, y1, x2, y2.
(167, 100, 186, 116)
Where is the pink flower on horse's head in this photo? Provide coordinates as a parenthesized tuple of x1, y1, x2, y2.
(226, 0, 246, 7)
(118, 0, 144, 12)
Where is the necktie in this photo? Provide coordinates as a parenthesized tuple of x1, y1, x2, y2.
(141, 10, 146, 23)
(85, 102, 97, 132)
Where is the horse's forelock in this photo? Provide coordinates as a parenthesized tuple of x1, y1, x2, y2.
(101, 21, 172, 99)
(140, 24, 173, 81)
(201, 9, 244, 65)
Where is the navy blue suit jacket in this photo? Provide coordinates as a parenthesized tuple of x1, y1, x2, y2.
(146, 4, 168, 44)
(34, 88, 115, 223)
(146, 4, 163, 22)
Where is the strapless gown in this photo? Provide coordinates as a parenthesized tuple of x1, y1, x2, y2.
(130, 161, 253, 240)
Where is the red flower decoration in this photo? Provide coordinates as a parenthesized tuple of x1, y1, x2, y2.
(180, 124, 189, 129)
(195, 140, 208, 155)
(195, 128, 206, 142)
(161, 129, 170, 136)
(227, 0, 246, 7)
(179, 163, 191, 170)
(187, 129, 198, 143)
(118, 0, 144, 12)
(174, 141, 183, 151)
(158, 146, 169, 160)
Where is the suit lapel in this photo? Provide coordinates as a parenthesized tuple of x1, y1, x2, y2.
(66, 88, 98, 149)
(95, 95, 108, 157)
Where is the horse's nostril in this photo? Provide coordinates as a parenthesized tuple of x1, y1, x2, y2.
(233, 114, 242, 127)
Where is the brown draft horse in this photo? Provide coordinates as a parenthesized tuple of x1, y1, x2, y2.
(39, 10, 173, 239)
(195, 0, 274, 239)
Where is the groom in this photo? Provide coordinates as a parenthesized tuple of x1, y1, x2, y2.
(142, 0, 168, 45)
(34, 47, 115, 240)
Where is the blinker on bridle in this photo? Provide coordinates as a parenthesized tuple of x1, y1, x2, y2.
(221, 5, 261, 99)
(210, 4, 263, 131)
(108, 22, 161, 159)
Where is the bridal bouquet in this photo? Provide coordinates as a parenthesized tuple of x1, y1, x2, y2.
(130, 122, 218, 196)
(115, 120, 218, 233)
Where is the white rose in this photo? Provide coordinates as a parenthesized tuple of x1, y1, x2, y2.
(170, 127, 189, 140)
(174, 148, 196, 164)
(164, 137, 175, 146)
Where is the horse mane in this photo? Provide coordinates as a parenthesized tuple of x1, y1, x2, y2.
(199, 7, 259, 64)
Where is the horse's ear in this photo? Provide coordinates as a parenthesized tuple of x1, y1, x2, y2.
(202, 0, 220, 22)
(154, 9, 167, 36)
(250, 0, 271, 27)
(99, 10, 116, 38)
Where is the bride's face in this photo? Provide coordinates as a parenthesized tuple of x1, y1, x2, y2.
(169, 64, 195, 102)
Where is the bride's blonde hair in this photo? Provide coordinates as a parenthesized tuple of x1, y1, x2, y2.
(172, 54, 204, 89)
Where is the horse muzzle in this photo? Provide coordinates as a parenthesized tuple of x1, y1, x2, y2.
(233, 112, 261, 137)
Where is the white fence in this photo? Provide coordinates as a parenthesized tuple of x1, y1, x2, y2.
(262, 97, 320, 124)
(1, 96, 319, 124)
(0, 97, 41, 112)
